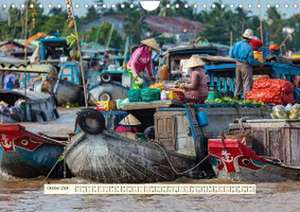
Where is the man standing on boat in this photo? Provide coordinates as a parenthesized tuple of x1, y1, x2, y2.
(127, 38, 160, 88)
(230, 29, 255, 98)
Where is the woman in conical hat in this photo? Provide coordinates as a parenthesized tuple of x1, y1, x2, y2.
(179, 55, 208, 103)
(127, 38, 160, 88)
(115, 114, 141, 133)
(119, 114, 141, 126)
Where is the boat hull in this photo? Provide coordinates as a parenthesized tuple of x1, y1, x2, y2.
(0, 144, 64, 178)
(54, 80, 82, 106)
(0, 124, 65, 178)
(208, 138, 300, 182)
(65, 132, 212, 183)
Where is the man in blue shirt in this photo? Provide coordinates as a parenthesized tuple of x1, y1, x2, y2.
(229, 29, 255, 98)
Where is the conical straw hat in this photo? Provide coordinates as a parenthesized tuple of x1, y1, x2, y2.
(141, 38, 160, 51)
(186, 55, 205, 68)
(242, 28, 254, 39)
(119, 114, 141, 126)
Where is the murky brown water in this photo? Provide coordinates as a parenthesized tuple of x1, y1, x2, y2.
(1, 170, 300, 212)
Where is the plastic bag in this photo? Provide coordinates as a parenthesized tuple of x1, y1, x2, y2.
(272, 105, 288, 119)
(246, 78, 295, 104)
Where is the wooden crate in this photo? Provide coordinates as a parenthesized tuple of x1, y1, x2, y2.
(154, 111, 195, 156)
(154, 112, 176, 151)
(230, 120, 300, 166)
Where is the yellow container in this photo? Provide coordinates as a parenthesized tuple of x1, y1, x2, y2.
(167, 91, 176, 100)
(254, 51, 264, 63)
(96, 101, 115, 111)
(167, 90, 185, 101)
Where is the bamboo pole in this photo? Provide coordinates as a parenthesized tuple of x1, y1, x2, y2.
(106, 24, 114, 49)
(258, 0, 264, 42)
(65, 0, 88, 107)
(24, 1, 29, 96)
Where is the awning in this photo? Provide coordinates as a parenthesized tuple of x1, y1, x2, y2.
(0, 62, 55, 73)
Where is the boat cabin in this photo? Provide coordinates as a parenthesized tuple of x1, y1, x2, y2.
(104, 101, 271, 158)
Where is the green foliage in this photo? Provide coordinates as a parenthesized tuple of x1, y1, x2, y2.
(266, 7, 285, 45)
(66, 33, 78, 48)
(41, 13, 66, 34)
(0, 0, 299, 52)
(86, 22, 123, 49)
(198, 2, 261, 45)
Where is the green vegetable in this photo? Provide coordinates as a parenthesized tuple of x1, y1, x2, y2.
(204, 96, 264, 106)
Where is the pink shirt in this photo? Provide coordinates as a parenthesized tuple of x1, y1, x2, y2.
(128, 46, 153, 77)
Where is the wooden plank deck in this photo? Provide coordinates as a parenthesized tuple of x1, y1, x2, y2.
(122, 100, 177, 110)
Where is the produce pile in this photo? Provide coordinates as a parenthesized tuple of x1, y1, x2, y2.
(205, 96, 264, 107)
(271, 104, 300, 119)
(246, 77, 295, 105)
(149, 83, 164, 90)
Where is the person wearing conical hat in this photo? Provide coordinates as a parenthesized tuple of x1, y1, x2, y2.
(115, 114, 141, 137)
(179, 55, 208, 103)
(229, 28, 255, 98)
(127, 38, 160, 88)
(119, 114, 141, 126)
(266, 43, 290, 64)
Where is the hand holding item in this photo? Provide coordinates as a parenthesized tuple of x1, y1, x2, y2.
(179, 83, 186, 89)
(134, 76, 144, 85)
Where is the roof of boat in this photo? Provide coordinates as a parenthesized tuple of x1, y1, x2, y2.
(0, 57, 55, 73)
(0, 56, 27, 64)
(0, 89, 51, 100)
(163, 44, 229, 56)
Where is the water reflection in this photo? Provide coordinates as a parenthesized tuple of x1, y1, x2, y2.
(1, 171, 300, 212)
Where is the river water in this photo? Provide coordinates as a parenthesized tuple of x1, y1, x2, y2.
(1, 171, 300, 212)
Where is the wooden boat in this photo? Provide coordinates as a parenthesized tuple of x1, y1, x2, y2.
(0, 89, 59, 123)
(0, 124, 66, 178)
(54, 79, 82, 106)
(65, 108, 214, 183)
(208, 138, 300, 181)
(208, 119, 300, 181)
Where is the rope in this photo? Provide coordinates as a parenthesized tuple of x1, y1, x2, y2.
(40, 132, 85, 186)
(40, 154, 64, 186)
(153, 142, 209, 175)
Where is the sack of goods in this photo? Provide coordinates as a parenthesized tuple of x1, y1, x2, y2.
(246, 77, 296, 105)
(141, 88, 161, 102)
(271, 104, 300, 119)
(128, 89, 142, 102)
